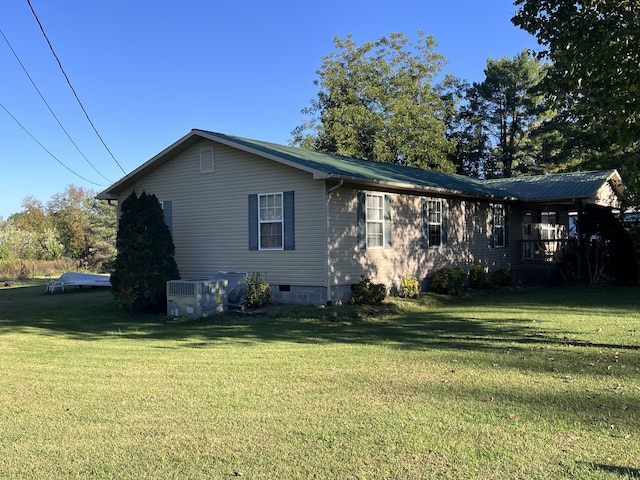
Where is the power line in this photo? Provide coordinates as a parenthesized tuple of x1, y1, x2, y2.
(26, 0, 127, 176)
(0, 28, 113, 183)
(0, 101, 107, 187)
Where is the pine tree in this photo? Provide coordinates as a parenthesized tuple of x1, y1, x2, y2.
(111, 191, 180, 313)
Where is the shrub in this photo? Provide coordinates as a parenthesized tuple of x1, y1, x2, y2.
(245, 272, 271, 308)
(111, 191, 180, 314)
(399, 272, 420, 298)
(491, 267, 512, 286)
(431, 267, 465, 295)
(351, 276, 387, 304)
(468, 261, 490, 289)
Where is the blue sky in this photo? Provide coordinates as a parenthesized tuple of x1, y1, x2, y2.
(0, 0, 537, 220)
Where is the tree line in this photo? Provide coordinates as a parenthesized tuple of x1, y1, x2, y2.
(0, 185, 116, 271)
(2, 1, 638, 272)
(293, 2, 639, 204)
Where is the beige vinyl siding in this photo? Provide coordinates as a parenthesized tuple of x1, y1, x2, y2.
(328, 187, 516, 290)
(117, 140, 326, 287)
(595, 181, 621, 208)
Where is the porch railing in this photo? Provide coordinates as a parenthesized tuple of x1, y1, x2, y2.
(519, 238, 576, 263)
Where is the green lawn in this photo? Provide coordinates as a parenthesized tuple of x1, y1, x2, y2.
(0, 283, 639, 479)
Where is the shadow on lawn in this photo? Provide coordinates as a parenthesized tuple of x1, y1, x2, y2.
(1, 285, 638, 357)
(583, 463, 640, 478)
(0, 285, 567, 351)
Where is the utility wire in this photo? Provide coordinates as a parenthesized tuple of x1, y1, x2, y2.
(26, 0, 128, 176)
(0, 101, 107, 186)
(0, 28, 113, 183)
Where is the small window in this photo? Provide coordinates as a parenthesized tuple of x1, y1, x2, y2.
(259, 193, 283, 250)
(200, 147, 214, 173)
(366, 194, 385, 248)
(493, 205, 506, 248)
(426, 200, 442, 247)
(568, 212, 578, 238)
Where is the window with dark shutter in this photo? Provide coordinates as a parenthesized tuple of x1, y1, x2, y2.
(358, 192, 392, 249)
(422, 198, 447, 248)
(492, 205, 506, 248)
(160, 201, 173, 233)
(248, 192, 295, 251)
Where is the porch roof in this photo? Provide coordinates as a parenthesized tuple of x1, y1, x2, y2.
(485, 170, 623, 203)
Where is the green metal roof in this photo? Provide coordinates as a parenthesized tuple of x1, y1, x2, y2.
(484, 170, 621, 202)
(196, 130, 509, 199)
(97, 129, 622, 204)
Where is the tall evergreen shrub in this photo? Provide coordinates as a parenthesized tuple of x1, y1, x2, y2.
(111, 191, 180, 313)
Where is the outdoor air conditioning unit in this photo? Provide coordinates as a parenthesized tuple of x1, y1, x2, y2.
(167, 279, 228, 317)
(166, 272, 247, 318)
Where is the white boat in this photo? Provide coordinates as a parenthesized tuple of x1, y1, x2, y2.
(46, 272, 111, 293)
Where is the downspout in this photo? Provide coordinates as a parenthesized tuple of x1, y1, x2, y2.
(325, 180, 344, 304)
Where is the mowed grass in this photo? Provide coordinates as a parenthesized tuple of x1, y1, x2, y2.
(0, 283, 639, 479)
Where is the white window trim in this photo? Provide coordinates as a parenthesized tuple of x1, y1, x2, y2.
(426, 199, 443, 248)
(365, 193, 385, 249)
(258, 192, 284, 250)
(493, 205, 506, 248)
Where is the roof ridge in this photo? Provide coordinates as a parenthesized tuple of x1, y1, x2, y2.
(98, 129, 620, 204)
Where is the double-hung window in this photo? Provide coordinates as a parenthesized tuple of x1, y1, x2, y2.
(540, 211, 558, 240)
(426, 200, 442, 247)
(492, 205, 506, 248)
(421, 198, 447, 248)
(259, 193, 283, 250)
(357, 192, 391, 249)
(366, 194, 385, 248)
(248, 191, 295, 251)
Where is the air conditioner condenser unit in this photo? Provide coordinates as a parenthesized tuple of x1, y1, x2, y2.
(166, 279, 228, 317)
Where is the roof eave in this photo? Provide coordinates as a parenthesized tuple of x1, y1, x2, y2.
(195, 129, 329, 179)
(518, 195, 593, 204)
(96, 130, 204, 200)
(325, 174, 516, 201)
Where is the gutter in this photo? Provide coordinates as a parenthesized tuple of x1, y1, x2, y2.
(321, 174, 516, 202)
(325, 180, 344, 304)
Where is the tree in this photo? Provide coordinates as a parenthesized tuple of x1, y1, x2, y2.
(0, 223, 63, 260)
(512, 0, 640, 198)
(292, 31, 456, 171)
(47, 185, 94, 260)
(88, 199, 117, 271)
(3, 186, 115, 267)
(455, 50, 548, 178)
(10, 197, 50, 233)
(578, 204, 638, 286)
(110, 191, 179, 314)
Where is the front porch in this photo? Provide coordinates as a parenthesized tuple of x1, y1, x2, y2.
(514, 218, 578, 285)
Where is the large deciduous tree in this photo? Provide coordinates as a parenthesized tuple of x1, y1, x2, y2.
(111, 191, 179, 314)
(512, 0, 640, 199)
(47, 185, 95, 260)
(11, 197, 51, 234)
(45, 185, 116, 268)
(292, 31, 456, 171)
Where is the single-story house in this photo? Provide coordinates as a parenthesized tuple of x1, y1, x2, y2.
(97, 129, 625, 304)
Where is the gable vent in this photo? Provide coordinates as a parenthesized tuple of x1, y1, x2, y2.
(200, 147, 214, 173)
